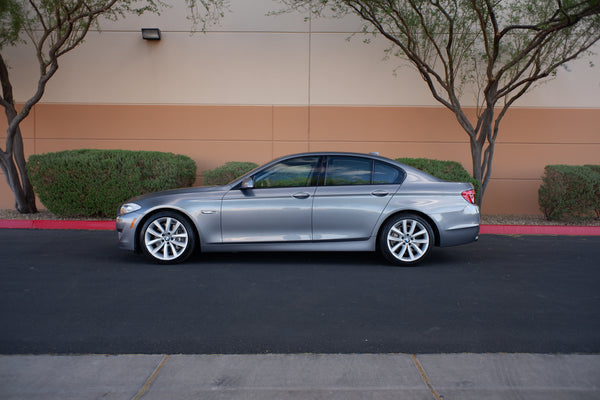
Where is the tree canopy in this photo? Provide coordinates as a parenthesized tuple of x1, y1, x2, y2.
(280, 0, 600, 204)
(2, 0, 599, 211)
(0, 0, 227, 213)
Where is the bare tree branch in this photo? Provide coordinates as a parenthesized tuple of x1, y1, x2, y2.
(1, 0, 225, 213)
(277, 0, 600, 205)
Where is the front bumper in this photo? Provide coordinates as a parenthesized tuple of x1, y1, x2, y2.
(116, 212, 142, 251)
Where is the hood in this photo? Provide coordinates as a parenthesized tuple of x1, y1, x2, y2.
(127, 185, 230, 203)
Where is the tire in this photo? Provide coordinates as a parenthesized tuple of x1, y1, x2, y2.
(378, 214, 434, 266)
(139, 211, 197, 264)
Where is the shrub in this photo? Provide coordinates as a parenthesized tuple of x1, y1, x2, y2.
(202, 161, 258, 186)
(396, 157, 481, 201)
(27, 149, 196, 218)
(538, 165, 599, 220)
(585, 165, 600, 218)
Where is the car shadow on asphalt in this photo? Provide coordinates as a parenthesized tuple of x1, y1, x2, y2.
(186, 247, 464, 269)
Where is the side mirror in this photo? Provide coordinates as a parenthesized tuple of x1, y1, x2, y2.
(241, 177, 254, 189)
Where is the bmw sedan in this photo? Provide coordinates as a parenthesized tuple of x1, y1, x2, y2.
(117, 152, 479, 266)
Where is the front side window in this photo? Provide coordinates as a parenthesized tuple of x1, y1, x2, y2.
(324, 156, 403, 186)
(253, 156, 320, 188)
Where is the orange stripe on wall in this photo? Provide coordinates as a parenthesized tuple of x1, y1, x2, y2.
(1, 104, 599, 215)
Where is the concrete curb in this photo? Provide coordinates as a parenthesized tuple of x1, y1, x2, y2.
(1, 219, 599, 235)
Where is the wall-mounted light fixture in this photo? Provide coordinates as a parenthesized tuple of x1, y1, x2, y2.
(141, 28, 161, 40)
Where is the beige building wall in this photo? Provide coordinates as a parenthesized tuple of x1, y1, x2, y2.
(2, 0, 599, 214)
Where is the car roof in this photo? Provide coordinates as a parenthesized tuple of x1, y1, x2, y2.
(225, 151, 444, 187)
(265, 152, 441, 182)
(272, 151, 393, 162)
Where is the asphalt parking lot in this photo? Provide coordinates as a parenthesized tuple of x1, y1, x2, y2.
(1, 229, 599, 399)
(0, 230, 599, 354)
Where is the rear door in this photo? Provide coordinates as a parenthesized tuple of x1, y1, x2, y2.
(312, 156, 404, 241)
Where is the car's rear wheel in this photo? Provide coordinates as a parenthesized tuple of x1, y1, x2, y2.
(379, 214, 433, 266)
(140, 211, 196, 264)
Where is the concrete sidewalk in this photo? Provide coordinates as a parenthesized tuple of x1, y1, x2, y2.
(1, 353, 599, 400)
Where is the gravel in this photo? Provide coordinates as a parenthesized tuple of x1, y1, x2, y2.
(481, 214, 600, 226)
(0, 209, 112, 221)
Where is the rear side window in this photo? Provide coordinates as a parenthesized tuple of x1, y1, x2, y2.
(374, 161, 402, 184)
(325, 157, 371, 185)
(324, 156, 404, 186)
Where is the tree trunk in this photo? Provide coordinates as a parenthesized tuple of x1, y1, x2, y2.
(469, 136, 485, 207)
(0, 133, 37, 213)
(0, 150, 35, 213)
(10, 124, 37, 213)
(468, 98, 499, 209)
(1, 54, 37, 214)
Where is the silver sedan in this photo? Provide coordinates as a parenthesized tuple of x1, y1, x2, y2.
(117, 152, 479, 266)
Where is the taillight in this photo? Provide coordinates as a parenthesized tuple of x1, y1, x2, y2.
(461, 189, 476, 204)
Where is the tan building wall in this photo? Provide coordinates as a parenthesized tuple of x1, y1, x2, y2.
(2, 104, 599, 215)
(1, 0, 599, 214)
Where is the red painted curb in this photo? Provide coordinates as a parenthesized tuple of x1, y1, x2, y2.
(0, 220, 35, 229)
(0, 220, 115, 230)
(479, 224, 600, 236)
(1, 220, 599, 235)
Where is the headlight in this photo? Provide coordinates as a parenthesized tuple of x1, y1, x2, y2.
(119, 203, 142, 216)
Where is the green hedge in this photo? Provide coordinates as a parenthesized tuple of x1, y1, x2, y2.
(27, 149, 196, 218)
(538, 164, 599, 220)
(202, 161, 258, 186)
(396, 157, 481, 201)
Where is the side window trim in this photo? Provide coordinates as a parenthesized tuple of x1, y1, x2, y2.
(313, 156, 326, 187)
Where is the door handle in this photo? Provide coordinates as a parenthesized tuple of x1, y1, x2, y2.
(292, 192, 311, 199)
(371, 190, 389, 197)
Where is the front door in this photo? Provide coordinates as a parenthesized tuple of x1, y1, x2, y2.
(221, 156, 321, 243)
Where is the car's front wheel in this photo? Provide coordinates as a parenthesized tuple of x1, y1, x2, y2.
(378, 214, 434, 266)
(140, 211, 196, 264)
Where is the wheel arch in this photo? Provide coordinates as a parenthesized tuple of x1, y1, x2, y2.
(134, 207, 200, 253)
(376, 210, 440, 248)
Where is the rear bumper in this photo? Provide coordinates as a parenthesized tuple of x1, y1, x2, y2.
(439, 225, 480, 247)
(437, 204, 480, 247)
